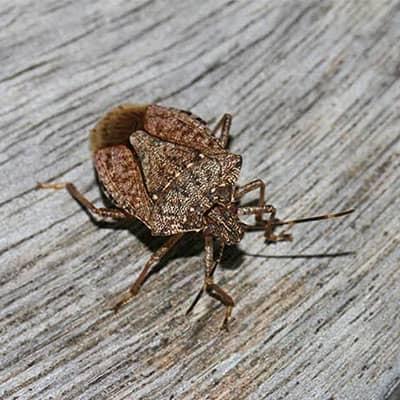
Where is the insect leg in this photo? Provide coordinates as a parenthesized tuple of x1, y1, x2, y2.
(264, 224, 294, 242)
(203, 235, 234, 331)
(186, 242, 225, 315)
(211, 113, 232, 148)
(234, 179, 267, 222)
(238, 205, 276, 216)
(112, 234, 183, 312)
(36, 182, 129, 220)
(238, 205, 293, 242)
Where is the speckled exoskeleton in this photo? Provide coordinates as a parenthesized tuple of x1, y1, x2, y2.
(38, 103, 353, 330)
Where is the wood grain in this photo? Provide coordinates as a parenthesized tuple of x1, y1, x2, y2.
(1, 1, 399, 399)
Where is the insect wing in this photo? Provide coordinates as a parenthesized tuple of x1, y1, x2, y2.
(94, 144, 153, 227)
(144, 105, 224, 155)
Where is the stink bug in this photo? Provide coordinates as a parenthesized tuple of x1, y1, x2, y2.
(38, 103, 354, 330)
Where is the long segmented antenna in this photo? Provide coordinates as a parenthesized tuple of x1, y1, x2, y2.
(272, 209, 355, 226)
(241, 209, 355, 232)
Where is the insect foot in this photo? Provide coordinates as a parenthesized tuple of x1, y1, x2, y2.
(109, 287, 140, 313)
(38, 103, 354, 331)
(264, 217, 294, 243)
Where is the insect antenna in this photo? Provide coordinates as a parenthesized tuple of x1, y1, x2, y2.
(241, 209, 354, 232)
(271, 208, 355, 226)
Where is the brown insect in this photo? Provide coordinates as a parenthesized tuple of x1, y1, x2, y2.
(37, 103, 354, 330)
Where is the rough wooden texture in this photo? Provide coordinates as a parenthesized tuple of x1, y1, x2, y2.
(1, 1, 399, 399)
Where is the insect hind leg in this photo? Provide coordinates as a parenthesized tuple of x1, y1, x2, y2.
(36, 182, 129, 220)
(205, 280, 234, 331)
(235, 180, 293, 243)
(235, 179, 267, 222)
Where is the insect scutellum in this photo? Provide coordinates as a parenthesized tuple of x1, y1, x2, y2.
(37, 103, 354, 331)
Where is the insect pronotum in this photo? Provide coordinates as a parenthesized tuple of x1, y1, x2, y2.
(37, 103, 354, 330)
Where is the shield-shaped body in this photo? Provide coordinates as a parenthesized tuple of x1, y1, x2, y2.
(90, 104, 242, 236)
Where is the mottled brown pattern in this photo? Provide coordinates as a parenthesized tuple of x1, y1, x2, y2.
(94, 144, 152, 226)
(144, 104, 225, 154)
(129, 130, 200, 196)
(151, 156, 222, 235)
(93, 104, 243, 240)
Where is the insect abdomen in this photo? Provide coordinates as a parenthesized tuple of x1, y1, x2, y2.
(90, 104, 148, 153)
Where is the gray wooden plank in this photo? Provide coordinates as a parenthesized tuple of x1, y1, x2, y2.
(1, 1, 399, 399)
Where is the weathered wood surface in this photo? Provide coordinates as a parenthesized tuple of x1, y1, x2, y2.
(1, 1, 399, 399)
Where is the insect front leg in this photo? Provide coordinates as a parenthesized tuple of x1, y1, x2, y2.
(234, 179, 268, 222)
(111, 233, 183, 312)
(211, 113, 232, 148)
(264, 223, 294, 243)
(239, 205, 293, 242)
(36, 182, 129, 220)
(186, 242, 225, 315)
(202, 235, 234, 331)
(235, 180, 293, 241)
